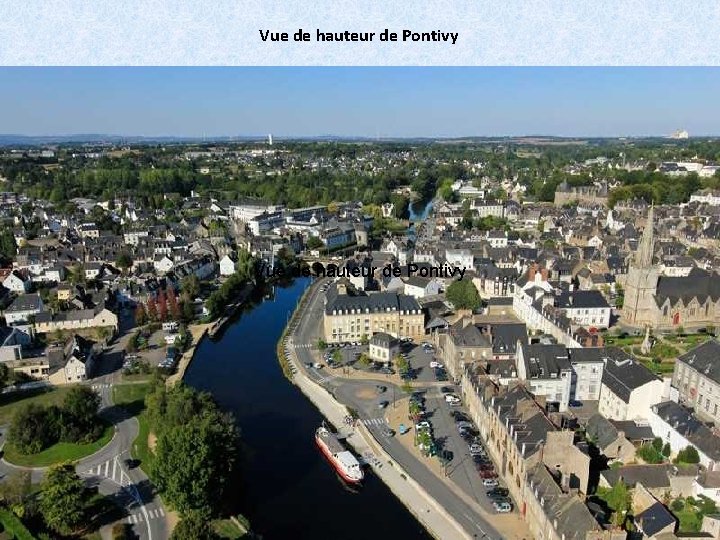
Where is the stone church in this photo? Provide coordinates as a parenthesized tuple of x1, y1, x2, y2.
(622, 206, 720, 330)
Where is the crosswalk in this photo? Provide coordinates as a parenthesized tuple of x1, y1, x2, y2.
(362, 417, 388, 426)
(293, 343, 313, 350)
(126, 507, 165, 523)
(81, 457, 129, 487)
(315, 374, 335, 384)
(91, 383, 111, 391)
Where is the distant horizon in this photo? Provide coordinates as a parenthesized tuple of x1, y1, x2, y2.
(1, 68, 720, 138)
(0, 132, 714, 143)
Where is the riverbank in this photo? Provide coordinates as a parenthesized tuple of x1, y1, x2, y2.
(208, 282, 255, 339)
(166, 322, 211, 387)
(286, 347, 470, 540)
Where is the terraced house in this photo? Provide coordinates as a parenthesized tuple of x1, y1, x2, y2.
(672, 339, 720, 424)
(461, 371, 622, 540)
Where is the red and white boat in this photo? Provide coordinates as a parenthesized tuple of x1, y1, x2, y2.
(315, 424, 364, 484)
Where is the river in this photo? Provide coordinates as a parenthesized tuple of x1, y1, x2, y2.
(185, 278, 432, 540)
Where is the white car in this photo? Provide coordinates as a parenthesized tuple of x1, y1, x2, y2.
(415, 421, 432, 431)
(494, 502, 512, 513)
(469, 443, 484, 455)
(483, 479, 499, 487)
(429, 360, 443, 369)
(445, 394, 461, 404)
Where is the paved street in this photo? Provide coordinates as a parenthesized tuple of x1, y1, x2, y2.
(284, 276, 524, 540)
(0, 310, 168, 540)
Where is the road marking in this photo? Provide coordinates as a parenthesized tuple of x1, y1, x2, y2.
(363, 418, 387, 426)
(112, 457, 117, 481)
(104, 460, 109, 477)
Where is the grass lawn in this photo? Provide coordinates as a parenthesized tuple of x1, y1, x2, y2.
(212, 518, 247, 539)
(0, 385, 76, 425)
(112, 383, 154, 471)
(3, 423, 114, 467)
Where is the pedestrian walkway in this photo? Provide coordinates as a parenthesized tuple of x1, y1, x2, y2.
(91, 383, 111, 391)
(126, 507, 165, 524)
(80, 456, 129, 487)
(361, 417, 388, 426)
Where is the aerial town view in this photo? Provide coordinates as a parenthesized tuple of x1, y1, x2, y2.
(1, 68, 720, 540)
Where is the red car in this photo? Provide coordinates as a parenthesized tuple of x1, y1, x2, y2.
(479, 470, 498, 479)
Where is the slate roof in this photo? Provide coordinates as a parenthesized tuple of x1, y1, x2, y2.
(526, 464, 602, 540)
(601, 348, 660, 403)
(635, 501, 676, 537)
(655, 267, 720, 306)
(676, 339, 720, 386)
(325, 287, 422, 316)
(490, 323, 527, 356)
(5, 293, 42, 312)
(600, 464, 672, 489)
(585, 413, 620, 450)
(651, 401, 720, 461)
(555, 289, 610, 310)
(520, 343, 572, 379)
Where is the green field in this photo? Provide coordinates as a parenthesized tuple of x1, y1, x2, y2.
(112, 382, 153, 471)
(3, 423, 114, 467)
(0, 385, 76, 425)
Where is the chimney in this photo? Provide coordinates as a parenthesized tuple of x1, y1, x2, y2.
(529, 267, 537, 282)
(541, 268, 549, 281)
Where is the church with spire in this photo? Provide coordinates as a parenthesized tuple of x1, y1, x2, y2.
(622, 205, 720, 329)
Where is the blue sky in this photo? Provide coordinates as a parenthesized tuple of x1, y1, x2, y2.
(0, 67, 719, 137)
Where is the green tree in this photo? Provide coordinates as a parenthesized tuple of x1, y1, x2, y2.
(675, 445, 700, 464)
(116, 251, 133, 272)
(662, 442, 672, 458)
(317, 339, 327, 351)
(600, 480, 632, 528)
(306, 236, 324, 250)
(8, 403, 58, 454)
(0, 228, 17, 264)
(60, 386, 102, 443)
(446, 279, 481, 311)
(181, 274, 201, 299)
(152, 410, 239, 516)
(170, 510, 219, 540)
(39, 463, 89, 536)
(395, 354, 409, 374)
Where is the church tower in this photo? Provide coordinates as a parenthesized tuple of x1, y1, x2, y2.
(622, 205, 660, 326)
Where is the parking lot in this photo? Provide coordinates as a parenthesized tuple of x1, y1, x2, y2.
(409, 385, 516, 515)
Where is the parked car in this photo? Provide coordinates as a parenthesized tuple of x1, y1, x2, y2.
(493, 502, 512, 513)
(415, 421, 432, 431)
(441, 386, 456, 395)
(450, 410, 469, 421)
(482, 478, 499, 487)
(429, 360, 443, 369)
(479, 470, 498, 479)
(469, 443, 483, 454)
(377, 400, 389, 409)
(487, 487, 509, 497)
(382, 427, 395, 437)
(456, 421, 474, 430)
(445, 394, 461, 404)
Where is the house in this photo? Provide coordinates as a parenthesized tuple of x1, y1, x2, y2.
(648, 401, 720, 471)
(3, 293, 44, 324)
(2, 270, 30, 293)
(566, 347, 606, 401)
(34, 303, 118, 335)
(0, 325, 25, 361)
(598, 348, 665, 421)
(47, 334, 96, 384)
(219, 253, 237, 277)
(515, 343, 573, 412)
(368, 332, 398, 364)
(585, 413, 636, 463)
(554, 289, 611, 329)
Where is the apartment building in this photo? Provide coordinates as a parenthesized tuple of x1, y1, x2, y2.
(323, 281, 424, 343)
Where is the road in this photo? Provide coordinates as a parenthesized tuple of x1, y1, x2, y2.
(0, 306, 168, 540)
(287, 276, 506, 540)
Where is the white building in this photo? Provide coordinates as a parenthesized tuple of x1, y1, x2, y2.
(516, 343, 573, 412)
(598, 351, 666, 421)
(219, 254, 237, 276)
(3, 293, 44, 325)
(648, 401, 720, 472)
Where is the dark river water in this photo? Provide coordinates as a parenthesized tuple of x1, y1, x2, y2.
(185, 277, 431, 540)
